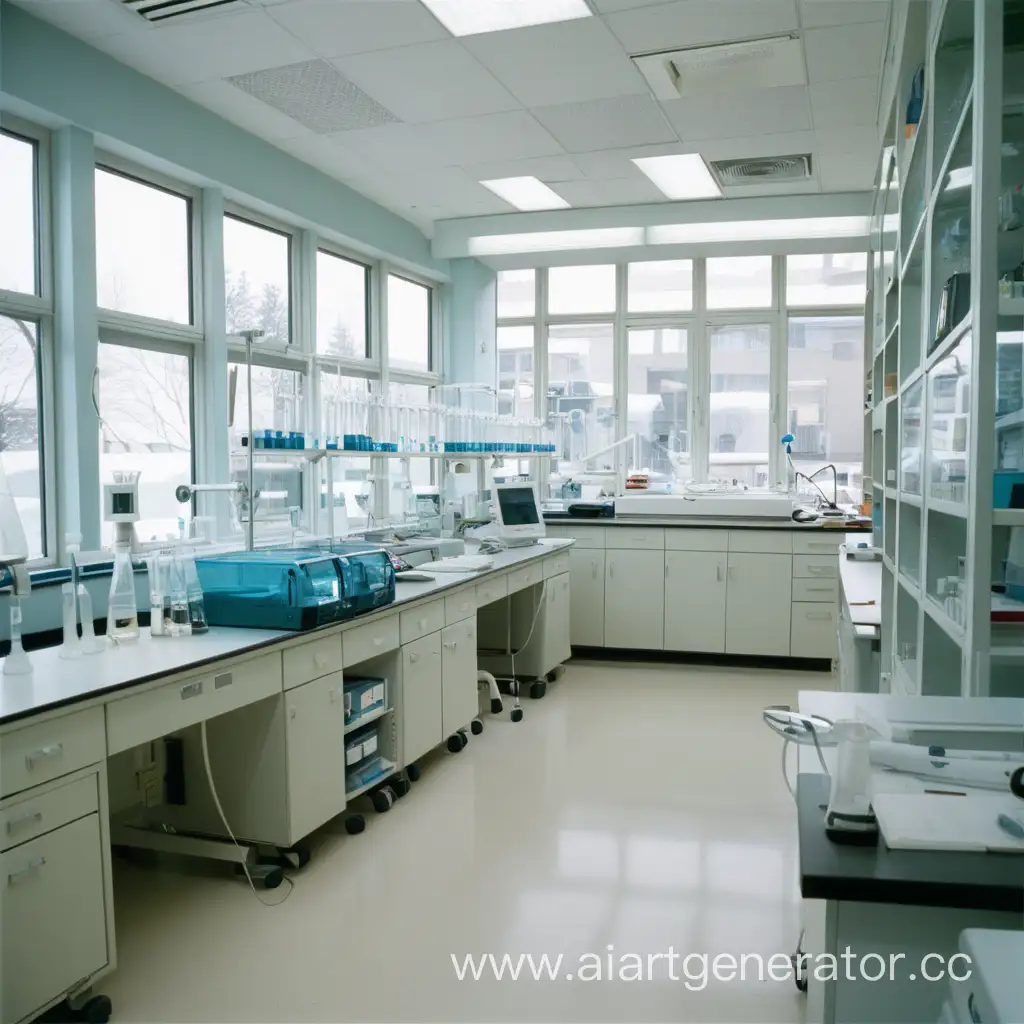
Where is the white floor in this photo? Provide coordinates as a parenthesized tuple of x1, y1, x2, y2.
(101, 659, 829, 1022)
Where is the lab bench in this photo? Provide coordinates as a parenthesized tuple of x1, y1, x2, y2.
(0, 539, 573, 1024)
(543, 519, 867, 663)
(837, 544, 882, 693)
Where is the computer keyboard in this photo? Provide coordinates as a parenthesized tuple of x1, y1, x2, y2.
(417, 555, 494, 573)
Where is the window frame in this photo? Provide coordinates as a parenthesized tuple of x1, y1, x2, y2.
(94, 153, 202, 342)
(386, 270, 436, 378)
(315, 244, 373, 363)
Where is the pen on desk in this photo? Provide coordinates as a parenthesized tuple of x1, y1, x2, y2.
(923, 788, 967, 796)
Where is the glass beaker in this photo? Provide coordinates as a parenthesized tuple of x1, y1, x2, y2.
(107, 545, 140, 641)
(183, 552, 208, 634)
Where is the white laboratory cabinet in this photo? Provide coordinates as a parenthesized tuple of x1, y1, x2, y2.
(441, 619, 479, 738)
(568, 547, 605, 647)
(665, 549, 728, 654)
(725, 553, 793, 657)
(401, 632, 443, 764)
(604, 549, 665, 650)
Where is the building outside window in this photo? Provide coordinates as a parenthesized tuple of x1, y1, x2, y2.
(224, 214, 291, 344)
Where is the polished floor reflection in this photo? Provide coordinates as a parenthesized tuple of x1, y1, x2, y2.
(103, 659, 827, 1022)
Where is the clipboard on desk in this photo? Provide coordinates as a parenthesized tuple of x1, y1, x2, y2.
(874, 792, 1024, 853)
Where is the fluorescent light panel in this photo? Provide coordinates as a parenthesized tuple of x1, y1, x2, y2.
(468, 227, 643, 256)
(649, 216, 871, 245)
(481, 176, 570, 211)
(419, 0, 590, 36)
(632, 154, 722, 200)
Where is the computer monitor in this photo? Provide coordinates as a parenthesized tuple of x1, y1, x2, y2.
(493, 483, 546, 543)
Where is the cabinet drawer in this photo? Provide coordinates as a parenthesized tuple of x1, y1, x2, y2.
(543, 552, 572, 578)
(727, 530, 793, 554)
(282, 634, 343, 691)
(1, 706, 105, 799)
(2, 813, 109, 1024)
(400, 599, 445, 645)
(793, 578, 840, 603)
(665, 528, 728, 552)
(507, 562, 544, 594)
(793, 533, 846, 555)
(475, 575, 508, 608)
(551, 527, 604, 549)
(1, 774, 98, 853)
(445, 589, 477, 626)
(793, 555, 838, 579)
(604, 526, 665, 550)
(106, 653, 282, 755)
(343, 614, 400, 666)
(791, 603, 838, 659)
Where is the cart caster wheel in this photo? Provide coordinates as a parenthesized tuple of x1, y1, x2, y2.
(391, 777, 411, 798)
(345, 814, 366, 835)
(370, 788, 395, 813)
(511, 707, 524, 723)
(261, 866, 284, 890)
(276, 845, 311, 870)
(490, 698, 504, 714)
(1012, 765, 1024, 799)
(406, 763, 421, 782)
(447, 733, 465, 753)
(79, 995, 113, 1024)
(471, 718, 484, 735)
(529, 679, 547, 699)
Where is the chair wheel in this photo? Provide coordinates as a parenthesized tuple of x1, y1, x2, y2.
(345, 814, 366, 834)
(392, 777, 411, 798)
(511, 707, 524, 723)
(471, 718, 484, 735)
(530, 679, 547, 699)
(447, 733, 464, 753)
(406, 763, 421, 782)
(262, 867, 284, 889)
(490, 698, 504, 714)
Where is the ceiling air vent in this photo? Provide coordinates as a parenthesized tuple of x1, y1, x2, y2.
(710, 154, 813, 187)
(121, 0, 249, 24)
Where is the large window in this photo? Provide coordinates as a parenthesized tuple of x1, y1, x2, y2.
(316, 250, 369, 358)
(318, 370, 374, 530)
(497, 325, 535, 418)
(787, 254, 868, 307)
(707, 256, 773, 310)
(628, 260, 693, 313)
(0, 316, 44, 559)
(548, 265, 616, 315)
(97, 343, 192, 546)
(497, 269, 535, 319)
(387, 274, 431, 372)
(387, 382, 433, 520)
(95, 167, 192, 324)
(224, 214, 291, 344)
(548, 323, 615, 469)
(787, 316, 865, 503)
(0, 131, 38, 296)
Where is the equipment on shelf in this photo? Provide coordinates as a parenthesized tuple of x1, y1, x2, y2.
(104, 470, 141, 642)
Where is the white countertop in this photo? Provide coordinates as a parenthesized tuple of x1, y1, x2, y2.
(839, 544, 883, 629)
(0, 539, 572, 727)
(546, 515, 870, 532)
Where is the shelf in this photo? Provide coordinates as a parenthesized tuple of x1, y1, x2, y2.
(996, 409, 1024, 431)
(898, 571, 921, 602)
(882, 552, 896, 574)
(235, 448, 538, 462)
(994, 508, 1024, 526)
(929, 497, 968, 518)
(899, 366, 924, 395)
(990, 643, 1024, 659)
(346, 758, 397, 800)
(900, 211, 927, 281)
(893, 656, 919, 696)
(885, 321, 900, 346)
(901, 492, 923, 508)
(924, 311, 973, 372)
(929, 84, 974, 211)
(923, 596, 966, 647)
(343, 705, 391, 736)
(885, 487, 898, 500)
(998, 297, 1024, 316)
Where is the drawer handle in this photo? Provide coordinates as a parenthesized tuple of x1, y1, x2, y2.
(716, 563, 724, 583)
(6, 810, 43, 835)
(806, 586, 834, 592)
(591, 560, 598, 579)
(806, 542, 835, 551)
(25, 743, 63, 768)
(330, 687, 343, 703)
(373, 636, 384, 648)
(444, 641, 458, 651)
(806, 612, 833, 621)
(314, 653, 329, 669)
(181, 681, 203, 700)
(214, 672, 233, 690)
(808, 566, 832, 576)
(8, 856, 46, 886)
(418, 618, 427, 629)
(409, 653, 420, 664)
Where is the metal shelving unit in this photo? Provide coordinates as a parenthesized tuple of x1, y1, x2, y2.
(864, 0, 1024, 696)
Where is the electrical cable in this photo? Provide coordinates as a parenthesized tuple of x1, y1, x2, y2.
(200, 719, 294, 906)
(781, 738, 795, 801)
(807, 720, 831, 777)
(509, 579, 548, 710)
(807, 463, 840, 508)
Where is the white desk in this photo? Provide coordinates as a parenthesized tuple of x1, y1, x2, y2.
(0, 540, 573, 1024)
(837, 545, 882, 692)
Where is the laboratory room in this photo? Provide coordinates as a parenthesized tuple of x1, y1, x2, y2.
(2, 0, 1024, 1021)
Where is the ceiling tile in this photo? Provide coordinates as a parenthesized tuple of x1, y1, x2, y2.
(95, 10, 314, 87)
(176, 78, 316, 141)
(799, 0, 889, 29)
(814, 123, 879, 156)
(331, 41, 519, 124)
(697, 130, 817, 162)
(463, 18, 646, 108)
(804, 21, 887, 82)
(552, 176, 667, 206)
(604, 0, 799, 54)
(816, 148, 878, 191)
(721, 178, 821, 197)
(592, 0, 680, 9)
(351, 167, 514, 210)
(8, 0, 151, 40)
(810, 76, 879, 127)
(569, 142, 683, 179)
(530, 95, 676, 153)
(460, 155, 587, 183)
(285, 134, 396, 180)
(663, 85, 811, 142)
(266, 0, 450, 58)
(335, 111, 564, 168)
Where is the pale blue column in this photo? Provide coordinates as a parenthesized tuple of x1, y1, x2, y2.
(52, 125, 100, 553)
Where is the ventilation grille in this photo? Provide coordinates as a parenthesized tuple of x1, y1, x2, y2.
(227, 60, 401, 134)
(710, 154, 813, 186)
(122, 0, 249, 24)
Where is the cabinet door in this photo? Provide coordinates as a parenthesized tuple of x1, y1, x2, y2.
(569, 548, 605, 647)
(543, 572, 572, 667)
(2, 814, 108, 1024)
(286, 672, 347, 841)
(442, 620, 478, 736)
(604, 550, 665, 650)
(403, 632, 442, 764)
(725, 553, 792, 656)
(664, 551, 727, 653)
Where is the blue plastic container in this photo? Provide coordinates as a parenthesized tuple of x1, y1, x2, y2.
(344, 677, 386, 725)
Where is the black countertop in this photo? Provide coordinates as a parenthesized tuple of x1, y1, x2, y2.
(798, 773, 1024, 912)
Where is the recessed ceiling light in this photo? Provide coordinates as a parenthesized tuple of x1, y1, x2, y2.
(419, 0, 591, 36)
(648, 216, 870, 245)
(480, 176, 570, 211)
(632, 154, 723, 200)
(468, 227, 643, 256)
